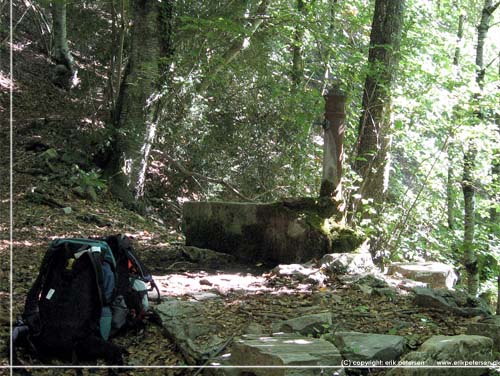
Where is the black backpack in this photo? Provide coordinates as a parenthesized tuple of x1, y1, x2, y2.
(20, 235, 159, 364)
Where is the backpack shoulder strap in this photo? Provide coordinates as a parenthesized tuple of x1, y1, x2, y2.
(86, 249, 106, 308)
(23, 243, 59, 332)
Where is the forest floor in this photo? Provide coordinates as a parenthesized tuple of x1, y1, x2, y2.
(0, 11, 493, 376)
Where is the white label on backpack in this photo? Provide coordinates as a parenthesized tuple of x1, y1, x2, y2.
(46, 289, 55, 300)
(91, 246, 101, 253)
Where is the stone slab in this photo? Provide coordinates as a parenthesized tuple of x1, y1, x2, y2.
(182, 201, 363, 264)
(230, 334, 342, 376)
(324, 331, 405, 362)
(154, 300, 225, 363)
(387, 262, 458, 289)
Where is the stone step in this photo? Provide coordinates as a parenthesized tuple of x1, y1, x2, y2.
(230, 333, 342, 376)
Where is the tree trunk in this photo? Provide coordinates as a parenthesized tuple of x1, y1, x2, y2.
(291, 0, 305, 87)
(462, 142, 478, 295)
(106, 0, 173, 205)
(351, 0, 405, 216)
(494, 53, 500, 314)
(51, 0, 73, 72)
(447, 13, 465, 231)
(476, 0, 500, 88)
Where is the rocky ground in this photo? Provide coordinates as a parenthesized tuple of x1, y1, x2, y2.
(0, 165, 496, 375)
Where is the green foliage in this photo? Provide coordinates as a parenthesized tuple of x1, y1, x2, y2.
(70, 167, 107, 201)
(33, 0, 499, 293)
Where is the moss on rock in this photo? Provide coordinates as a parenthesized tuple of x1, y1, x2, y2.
(183, 199, 365, 265)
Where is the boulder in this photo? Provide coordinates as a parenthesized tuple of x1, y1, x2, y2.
(323, 331, 405, 362)
(413, 288, 492, 317)
(182, 201, 363, 264)
(387, 262, 458, 289)
(154, 300, 225, 363)
(230, 334, 342, 375)
(272, 312, 333, 336)
(387, 335, 493, 376)
(467, 315, 500, 352)
(321, 252, 375, 274)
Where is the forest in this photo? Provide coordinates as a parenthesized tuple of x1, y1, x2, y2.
(0, 0, 499, 374)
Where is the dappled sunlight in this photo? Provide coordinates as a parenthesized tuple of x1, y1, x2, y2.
(0, 71, 15, 91)
(152, 269, 316, 298)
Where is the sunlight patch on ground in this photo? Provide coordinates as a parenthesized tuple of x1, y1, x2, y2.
(0, 70, 15, 90)
(11, 41, 31, 52)
(152, 271, 315, 297)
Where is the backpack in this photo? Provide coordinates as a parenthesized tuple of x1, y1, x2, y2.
(21, 235, 159, 363)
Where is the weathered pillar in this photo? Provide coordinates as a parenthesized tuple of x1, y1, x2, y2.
(320, 87, 346, 200)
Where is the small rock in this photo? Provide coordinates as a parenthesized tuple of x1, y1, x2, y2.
(199, 279, 213, 286)
(62, 207, 72, 214)
(272, 312, 332, 336)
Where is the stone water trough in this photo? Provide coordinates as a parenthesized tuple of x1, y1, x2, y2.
(182, 200, 363, 265)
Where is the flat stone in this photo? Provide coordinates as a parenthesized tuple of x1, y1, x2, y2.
(321, 252, 375, 274)
(387, 335, 493, 376)
(154, 300, 225, 363)
(467, 315, 500, 352)
(230, 334, 342, 375)
(324, 331, 405, 362)
(387, 262, 458, 289)
(272, 312, 332, 336)
(413, 288, 491, 317)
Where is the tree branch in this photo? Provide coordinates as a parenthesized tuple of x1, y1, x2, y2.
(486, 0, 500, 14)
(198, 0, 270, 92)
(162, 153, 252, 202)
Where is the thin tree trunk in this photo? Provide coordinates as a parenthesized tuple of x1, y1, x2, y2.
(115, 0, 126, 102)
(51, 0, 73, 72)
(462, 142, 478, 295)
(476, 0, 500, 88)
(447, 13, 465, 230)
(291, 0, 305, 87)
(494, 52, 500, 314)
(350, 0, 405, 219)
